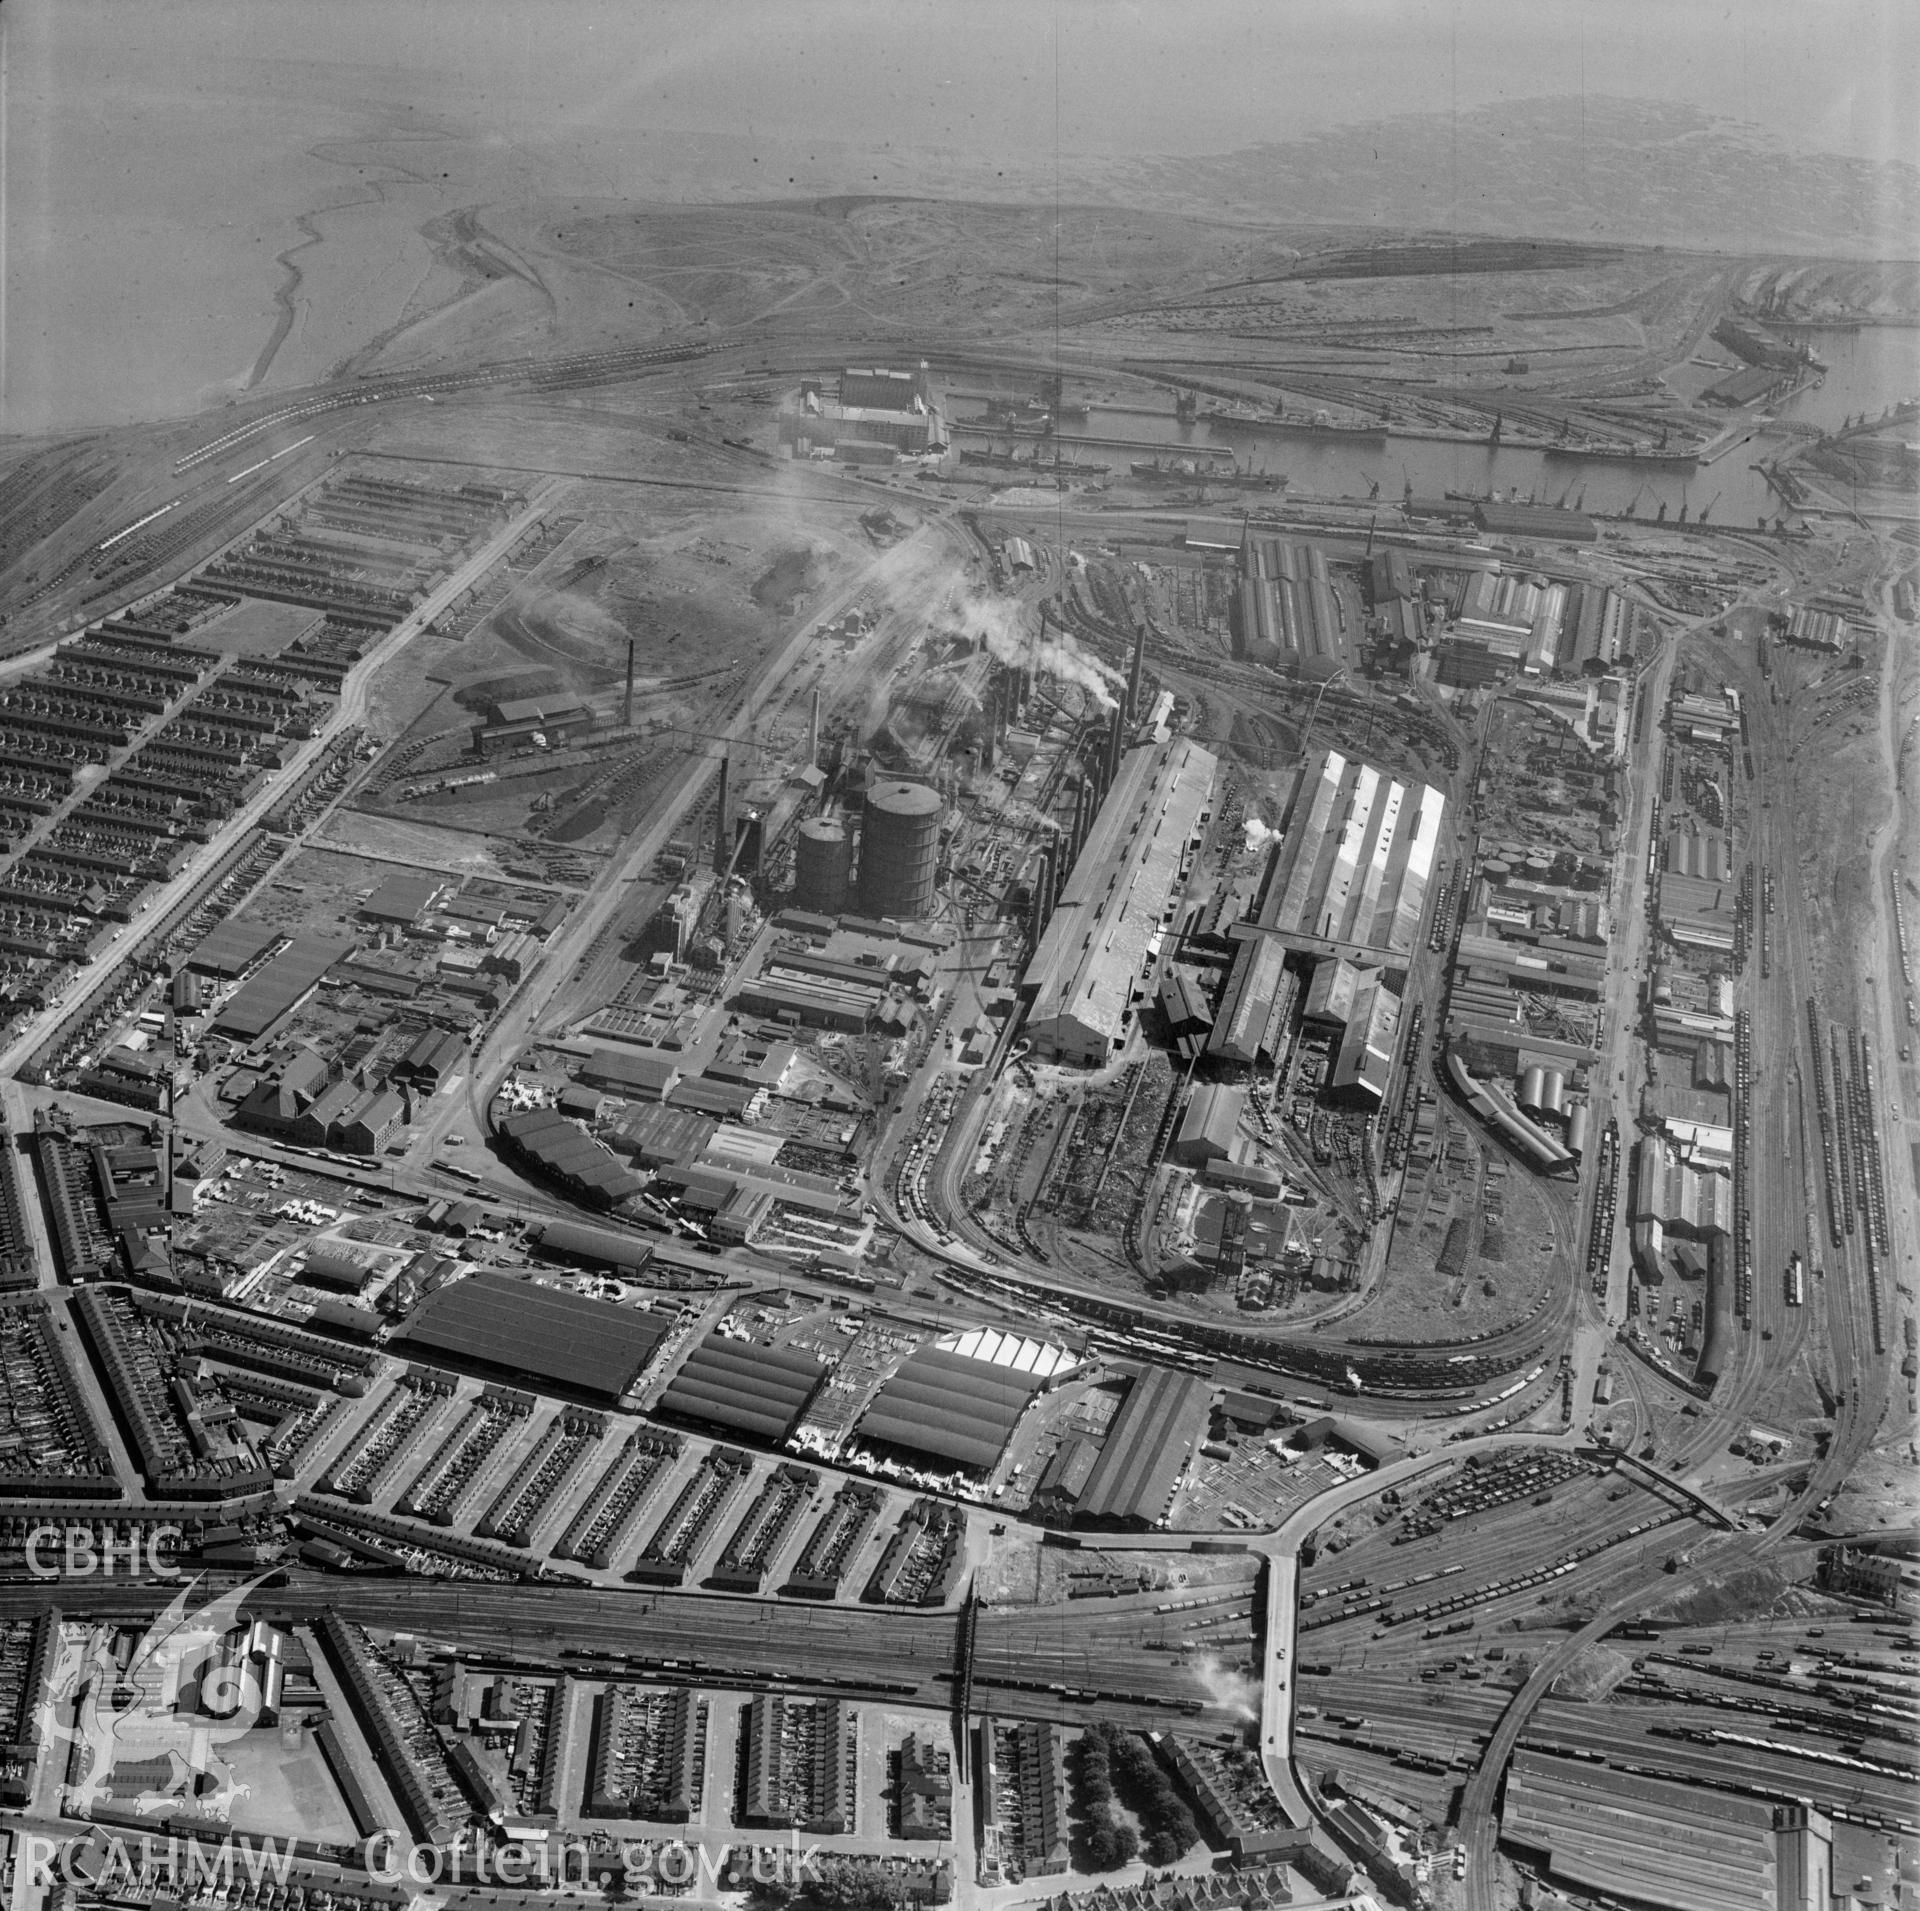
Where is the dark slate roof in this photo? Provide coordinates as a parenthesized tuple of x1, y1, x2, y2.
(397, 1269, 670, 1399)
(857, 1344, 1045, 1474)
(1072, 1365, 1212, 1526)
(657, 1335, 827, 1442)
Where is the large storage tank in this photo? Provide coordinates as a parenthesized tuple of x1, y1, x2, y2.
(857, 780, 943, 919)
(1518, 1065, 1547, 1114)
(1567, 1103, 1592, 1158)
(794, 817, 853, 915)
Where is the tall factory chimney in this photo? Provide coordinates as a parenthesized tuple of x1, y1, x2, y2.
(1106, 705, 1126, 786)
(714, 755, 731, 873)
(623, 639, 635, 729)
(1126, 621, 1146, 725)
(808, 688, 822, 770)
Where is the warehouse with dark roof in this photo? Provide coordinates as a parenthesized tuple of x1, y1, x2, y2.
(497, 1108, 648, 1208)
(1500, 1749, 1823, 1911)
(531, 1219, 656, 1277)
(857, 1344, 1048, 1475)
(397, 1269, 672, 1400)
(359, 871, 442, 924)
(1068, 1365, 1211, 1528)
(1171, 1083, 1244, 1168)
(187, 919, 281, 980)
(212, 932, 355, 1041)
(657, 1335, 827, 1443)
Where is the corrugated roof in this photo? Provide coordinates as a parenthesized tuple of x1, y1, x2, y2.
(398, 1270, 670, 1398)
(578, 1047, 681, 1095)
(658, 1335, 826, 1441)
(499, 1108, 648, 1201)
(1501, 1752, 1775, 1911)
(1176, 1082, 1244, 1161)
(667, 1077, 755, 1117)
(187, 919, 281, 979)
(1024, 737, 1218, 1060)
(858, 1343, 1047, 1473)
(360, 872, 441, 922)
(936, 1327, 1077, 1379)
(1209, 933, 1288, 1065)
(531, 1213, 628, 1262)
(1072, 1365, 1211, 1525)
(1257, 748, 1445, 963)
(212, 933, 354, 1039)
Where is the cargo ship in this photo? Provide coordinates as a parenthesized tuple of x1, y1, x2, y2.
(1544, 440, 1700, 468)
(1263, 416, 1388, 447)
(1130, 456, 1212, 482)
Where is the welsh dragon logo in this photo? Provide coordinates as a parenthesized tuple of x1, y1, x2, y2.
(36, 1576, 274, 1819)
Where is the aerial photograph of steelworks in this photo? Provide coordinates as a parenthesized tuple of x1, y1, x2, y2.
(0, 4, 1915, 1910)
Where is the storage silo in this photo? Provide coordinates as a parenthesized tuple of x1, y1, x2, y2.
(857, 780, 943, 919)
(1518, 1065, 1547, 1114)
(794, 817, 853, 915)
(1567, 1103, 1592, 1158)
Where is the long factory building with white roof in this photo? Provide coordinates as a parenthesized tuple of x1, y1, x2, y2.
(1023, 736, 1219, 1066)
(1253, 746, 1446, 965)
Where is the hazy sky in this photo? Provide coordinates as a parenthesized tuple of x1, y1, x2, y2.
(4, 0, 1914, 437)
(9, 0, 1916, 168)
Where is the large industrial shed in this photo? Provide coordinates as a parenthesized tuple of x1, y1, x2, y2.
(211, 932, 355, 1041)
(359, 871, 442, 925)
(657, 1335, 826, 1442)
(1208, 932, 1295, 1068)
(1023, 737, 1218, 1066)
(398, 1269, 671, 1400)
(1256, 747, 1445, 965)
(497, 1108, 647, 1208)
(1500, 1750, 1819, 1911)
(531, 1218, 656, 1278)
(187, 919, 281, 980)
(1171, 1083, 1244, 1167)
(1068, 1366, 1211, 1528)
(857, 1343, 1049, 1475)
(577, 1047, 681, 1100)
(1236, 535, 1347, 677)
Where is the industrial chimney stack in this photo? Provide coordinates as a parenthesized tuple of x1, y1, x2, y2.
(623, 639, 635, 729)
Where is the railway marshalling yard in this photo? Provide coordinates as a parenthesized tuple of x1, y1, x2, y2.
(0, 202, 1915, 1911)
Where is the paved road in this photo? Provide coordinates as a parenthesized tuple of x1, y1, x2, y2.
(422, 518, 976, 1181)
(1247, 1426, 1579, 1852)
(0, 489, 560, 1091)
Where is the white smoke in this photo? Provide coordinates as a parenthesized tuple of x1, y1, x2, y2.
(849, 528, 1122, 717)
(1193, 1652, 1261, 1722)
(1000, 799, 1065, 835)
(954, 584, 1122, 712)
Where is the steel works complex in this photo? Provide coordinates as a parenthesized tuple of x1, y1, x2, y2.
(0, 175, 1912, 1911)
